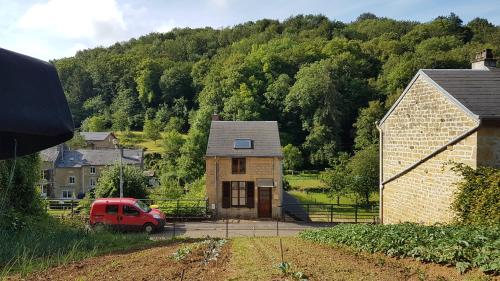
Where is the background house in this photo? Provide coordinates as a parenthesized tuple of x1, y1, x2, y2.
(205, 118, 283, 219)
(80, 132, 117, 149)
(40, 145, 143, 199)
(378, 50, 500, 224)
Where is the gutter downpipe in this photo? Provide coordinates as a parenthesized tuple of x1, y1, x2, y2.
(214, 156, 218, 219)
(375, 121, 383, 224)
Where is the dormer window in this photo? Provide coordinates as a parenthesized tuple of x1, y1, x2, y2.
(234, 139, 253, 149)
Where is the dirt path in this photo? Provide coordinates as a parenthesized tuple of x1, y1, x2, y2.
(9, 240, 231, 281)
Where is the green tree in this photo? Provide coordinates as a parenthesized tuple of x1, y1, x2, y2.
(223, 83, 261, 121)
(143, 118, 161, 143)
(162, 130, 185, 160)
(94, 165, 148, 199)
(353, 101, 386, 149)
(282, 144, 303, 171)
(347, 144, 379, 206)
(321, 153, 351, 204)
(66, 131, 87, 149)
(81, 115, 107, 132)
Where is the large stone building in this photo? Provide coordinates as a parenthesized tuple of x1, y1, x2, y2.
(205, 118, 283, 219)
(40, 145, 143, 199)
(378, 50, 500, 224)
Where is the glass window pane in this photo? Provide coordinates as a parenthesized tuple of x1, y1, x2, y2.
(232, 189, 238, 197)
(240, 189, 246, 197)
(239, 181, 245, 188)
(232, 198, 238, 205)
(240, 198, 246, 205)
(232, 182, 238, 188)
(234, 139, 253, 149)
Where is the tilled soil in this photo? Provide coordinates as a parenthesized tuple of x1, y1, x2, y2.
(11, 240, 231, 281)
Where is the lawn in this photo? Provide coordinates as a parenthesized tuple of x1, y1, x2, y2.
(285, 173, 325, 190)
(114, 131, 166, 153)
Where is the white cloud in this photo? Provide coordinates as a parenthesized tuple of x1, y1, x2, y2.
(155, 19, 176, 33)
(17, 0, 126, 43)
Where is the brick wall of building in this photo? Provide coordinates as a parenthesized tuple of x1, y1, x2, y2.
(206, 156, 282, 219)
(381, 75, 479, 224)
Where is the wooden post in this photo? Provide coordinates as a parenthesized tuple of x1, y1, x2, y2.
(329, 204, 333, 223)
(355, 204, 358, 223)
(173, 222, 176, 238)
(276, 219, 279, 236)
(225, 217, 229, 238)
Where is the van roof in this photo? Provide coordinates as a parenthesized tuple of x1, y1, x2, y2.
(93, 198, 138, 204)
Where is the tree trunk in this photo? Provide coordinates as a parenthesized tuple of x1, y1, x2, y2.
(365, 193, 370, 207)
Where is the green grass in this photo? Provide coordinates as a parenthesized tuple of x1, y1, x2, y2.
(299, 224, 500, 274)
(0, 215, 158, 278)
(114, 131, 166, 153)
(285, 173, 325, 190)
(289, 190, 379, 205)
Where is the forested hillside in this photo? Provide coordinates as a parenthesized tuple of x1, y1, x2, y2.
(52, 13, 500, 187)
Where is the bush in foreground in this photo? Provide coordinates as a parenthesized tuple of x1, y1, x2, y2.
(299, 223, 500, 274)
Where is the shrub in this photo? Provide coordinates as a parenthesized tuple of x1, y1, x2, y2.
(451, 163, 500, 225)
(94, 164, 149, 199)
(299, 223, 500, 274)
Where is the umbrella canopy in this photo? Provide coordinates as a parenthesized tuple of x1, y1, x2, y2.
(0, 48, 74, 160)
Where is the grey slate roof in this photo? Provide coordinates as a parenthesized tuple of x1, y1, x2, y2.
(80, 132, 114, 141)
(206, 121, 282, 157)
(421, 69, 500, 119)
(57, 149, 142, 168)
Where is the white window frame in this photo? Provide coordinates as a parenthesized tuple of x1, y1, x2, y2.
(62, 190, 73, 199)
(89, 177, 96, 187)
(68, 176, 75, 185)
(90, 166, 96, 174)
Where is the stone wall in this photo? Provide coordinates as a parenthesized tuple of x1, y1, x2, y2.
(206, 156, 282, 219)
(381, 75, 478, 224)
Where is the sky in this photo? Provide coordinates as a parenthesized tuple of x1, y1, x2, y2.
(1, 0, 499, 61)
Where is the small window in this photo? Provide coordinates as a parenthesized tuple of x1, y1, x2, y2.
(62, 190, 73, 199)
(42, 170, 51, 180)
(90, 167, 96, 174)
(89, 178, 96, 187)
(234, 139, 253, 149)
(123, 205, 140, 216)
(69, 176, 75, 184)
(105, 205, 118, 214)
(232, 158, 246, 174)
(231, 181, 246, 207)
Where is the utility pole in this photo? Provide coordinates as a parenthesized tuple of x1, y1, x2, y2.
(113, 139, 124, 198)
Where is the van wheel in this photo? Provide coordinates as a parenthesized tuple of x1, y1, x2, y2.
(143, 223, 154, 234)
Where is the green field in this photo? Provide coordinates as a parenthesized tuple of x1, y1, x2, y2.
(114, 131, 167, 153)
(285, 173, 325, 190)
(289, 190, 379, 205)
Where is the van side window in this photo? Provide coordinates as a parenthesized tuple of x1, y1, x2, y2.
(105, 205, 118, 214)
(123, 205, 140, 216)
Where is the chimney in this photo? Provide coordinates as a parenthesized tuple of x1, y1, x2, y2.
(211, 113, 221, 121)
(471, 49, 497, 70)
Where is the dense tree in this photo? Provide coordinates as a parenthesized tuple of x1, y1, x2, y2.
(282, 144, 303, 171)
(81, 115, 107, 132)
(94, 165, 148, 199)
(66, 131, 87, 150)
(143, 118, 162, 143)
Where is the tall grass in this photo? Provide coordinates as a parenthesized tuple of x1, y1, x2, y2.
(0, 215, 152, 278)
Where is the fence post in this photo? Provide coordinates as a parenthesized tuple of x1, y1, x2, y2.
(329, 204, 333, 224)
(276, 219, 279, 237)
(355, 204, 358, 223)
(70, 200, 74, 217)
(173, 222, 176, 238)
(225, 217, 229, 238)
(306, 204, 310, 221)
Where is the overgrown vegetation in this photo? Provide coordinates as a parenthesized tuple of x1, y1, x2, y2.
(451, 163, 500, 225)
(0, 215, 154, 278)
(299, 224, 500, 274)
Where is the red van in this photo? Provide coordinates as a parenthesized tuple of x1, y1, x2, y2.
(89, 198, 166, 233)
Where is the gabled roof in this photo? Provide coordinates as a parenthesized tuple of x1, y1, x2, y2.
(380, 69, 500, 125)
(80, 132, 115, 141)
(206, 121, 282, 157)
(57, 149, 142, 168)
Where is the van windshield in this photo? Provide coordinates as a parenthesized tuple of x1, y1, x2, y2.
(134, 201, 151, 213)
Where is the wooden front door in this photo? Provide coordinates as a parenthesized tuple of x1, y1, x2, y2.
(258, 187, 272, 218)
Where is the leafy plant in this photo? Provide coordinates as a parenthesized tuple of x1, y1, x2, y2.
(299, 223, 500, 274)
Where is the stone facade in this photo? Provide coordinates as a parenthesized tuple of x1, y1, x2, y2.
(85, 134, 117, 149)
(381, 75, 479, 224)
(205, 156, 282, 219)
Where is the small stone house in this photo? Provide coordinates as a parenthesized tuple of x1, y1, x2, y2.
(40, 145, 143, 199)
(378, 50, 500, 224)
(80, 132, 117, 149)
(205, 119, 283, 219)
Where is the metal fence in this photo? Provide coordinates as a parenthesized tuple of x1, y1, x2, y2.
(43, 198, 210, 220)
(281, 203, 379, 224)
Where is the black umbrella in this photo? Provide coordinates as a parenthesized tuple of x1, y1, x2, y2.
(0, 48, 74, 160)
